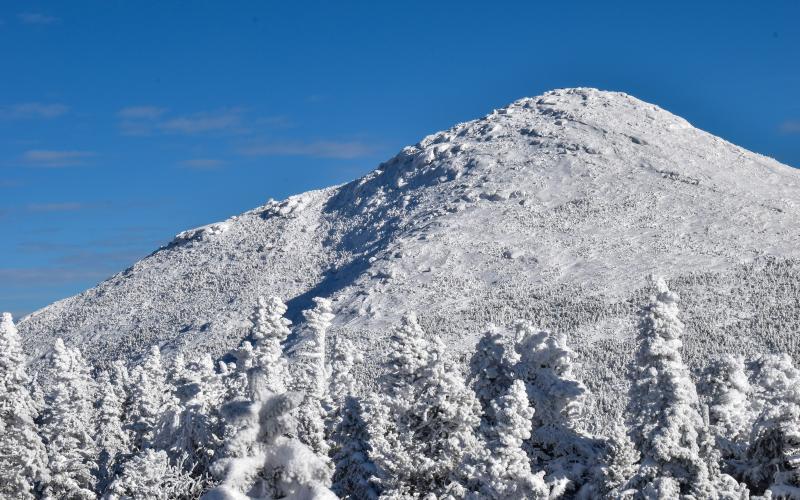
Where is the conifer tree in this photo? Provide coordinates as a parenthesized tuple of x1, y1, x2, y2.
(627, 278, 744, 499)
(249, 296, 293, 395)
(0, 313, 49, 499)
(479, 379, 548, 499)
(39, 338, 98, 499)
(469, 325, 517, 429)
(205, 388, 336, 499)
(95, 367, 131, 493)
(742, 354, 800, 496)
(127, 345, 174, 451)
(366, 313, 484, 498)
(701, 355, 752, 460)
(290, 297, 335, 456)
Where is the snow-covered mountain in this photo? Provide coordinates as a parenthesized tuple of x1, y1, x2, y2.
(18, 87, 800, 424)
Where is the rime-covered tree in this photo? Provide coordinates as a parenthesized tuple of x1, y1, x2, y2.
(106, 449, 205, 499)
(127, 345, 174, 451)
(741, 354, 800, 496)
(204, 389, 336, 499)
(512, 321, 596, 494)
(290, 297, 335, 456)
(478, 379, 548, 499)
(627, 278, 744, 499)
(599, 424, 640, 497)
(39, 338, 98, 499)
(701, 355, 752, 460)
(469, 325, 517, 429)
(248, 296, 293, 395)
(366, 313, 484, 498)
(161, 354, 225, 475)
(0, 313, 48, 499)
(95, 367, 131, 493)
(328, 339, 377, 499)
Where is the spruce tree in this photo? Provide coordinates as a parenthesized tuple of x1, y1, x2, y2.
(0, 312, 49, 499)
(479, 379, 548, 499)
(627, 278, 744, 499)
(39, 338, 98, 499)
(366, 313, 484, 498)
(290, 297, 335, 456)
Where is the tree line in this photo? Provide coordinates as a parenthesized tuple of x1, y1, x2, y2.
(1, 278, 799, 499)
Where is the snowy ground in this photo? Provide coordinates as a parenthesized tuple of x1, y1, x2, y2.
(18, 88, 800, 428)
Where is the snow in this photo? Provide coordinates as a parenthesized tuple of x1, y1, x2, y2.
(15, 87, 800, 434)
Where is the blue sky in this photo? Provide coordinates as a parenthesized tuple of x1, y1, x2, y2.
(1, 1, 798, 318)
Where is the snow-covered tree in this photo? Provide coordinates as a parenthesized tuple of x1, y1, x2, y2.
(701, 355, 752, 460)
(598, 424, 640, 497)
(741, 354, 800, 496)
(0, 312, 49, 499)
(248, 296, 293, 396)
(512, 321, 597, 494)
(477, 379, 548, 499)
(331, 396, 379, 500)
(95, 367, 131, 493)
(328, 338, 377, 499)
(205, 388, 336, 499)
(365, 312, 484, 498)
(39, 338, 98, 500)
(290, 297, 335, 456)
(127, 345, 175, 451)
(106, 449, 205, 500)
(469, 325, 517, 430)
(160, 354, 225, 476)
(627, 277, 744, 499)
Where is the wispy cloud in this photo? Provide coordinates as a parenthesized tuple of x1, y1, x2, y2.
(25, 202, 91, 213)
(18, 12, 60, 25)
(21, 149, 96, 167)
(238, 140, 377, 159)
(0, 102, 69, 119)
(118, 106, 247, 135)
(118, 105, 167, 120)
(780, 120, 800, 134)
(159, 108, 246, 134)
(179, 158, 227, 169)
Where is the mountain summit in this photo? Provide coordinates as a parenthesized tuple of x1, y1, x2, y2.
(18, 88, 800, 420)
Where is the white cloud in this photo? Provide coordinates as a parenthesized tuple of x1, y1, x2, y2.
(158, 108, 245, 134)
(22, 150, 96, 167)
(18, 12, 60, 25)
(25, 202, 87, 212)
(0, 102, 69, 119)
(238, 140, 377, 159)
(780, 120, 800, 134)
(179, 158, 227, 169)
(118, 105, 167, 120)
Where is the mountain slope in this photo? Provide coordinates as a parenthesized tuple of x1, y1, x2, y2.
(18, 88, 800, 423)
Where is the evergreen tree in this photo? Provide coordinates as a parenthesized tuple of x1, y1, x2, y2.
(161, 354, 225, 476)
(513, 321, 596, 494)
(479, 379, 548, 499)
(366, 313, 484, 498)
(599, 424, 640, 497)
(95, 367, 131, 494)
(249, 296, 293, 395)
(0, 312, 49, 499)
(331, 396, 379, 500)
(39, 338, 98, 499)
(627, 278, 743, 499)
(290, 297, 335, 456)
(106, 449, 205, 500)
(742, 354, 800, 496)
(127, 345, 174, 451)
(701, 355, 752, 461)
(469, 325, 517, 429)
(204, 389, 336, 499)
